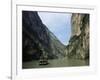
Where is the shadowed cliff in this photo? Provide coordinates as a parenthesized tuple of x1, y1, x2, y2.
(22, 11, 66, 62)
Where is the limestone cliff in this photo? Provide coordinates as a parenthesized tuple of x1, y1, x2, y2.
(66, 13, 89, 59)
(22, 11, 65, 62)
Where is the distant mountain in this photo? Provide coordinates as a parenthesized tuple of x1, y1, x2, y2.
(22, 11, 66, 62)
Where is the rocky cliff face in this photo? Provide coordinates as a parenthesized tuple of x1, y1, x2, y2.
(22, 11, 65, 62)
(66, 13, 89, 59)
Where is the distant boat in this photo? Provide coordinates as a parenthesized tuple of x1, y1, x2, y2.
(39, 49, 49, 65)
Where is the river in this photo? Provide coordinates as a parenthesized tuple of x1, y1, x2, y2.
(23, 57, 89, 69)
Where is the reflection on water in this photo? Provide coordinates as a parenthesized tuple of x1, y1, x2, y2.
(23, 57, 89, 69)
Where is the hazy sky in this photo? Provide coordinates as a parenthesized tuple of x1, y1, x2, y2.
(38, 12, 72, 45)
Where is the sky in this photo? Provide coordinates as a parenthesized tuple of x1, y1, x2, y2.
(38, 12, 72, 45)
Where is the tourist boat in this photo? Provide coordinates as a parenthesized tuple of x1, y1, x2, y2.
(39, 50, 49, 65)
(39, 56, 48, 65)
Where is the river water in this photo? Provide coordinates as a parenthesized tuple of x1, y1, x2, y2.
(23, 57, 89, 69)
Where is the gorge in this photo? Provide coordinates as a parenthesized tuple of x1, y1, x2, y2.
(22, 11, 89, 68)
